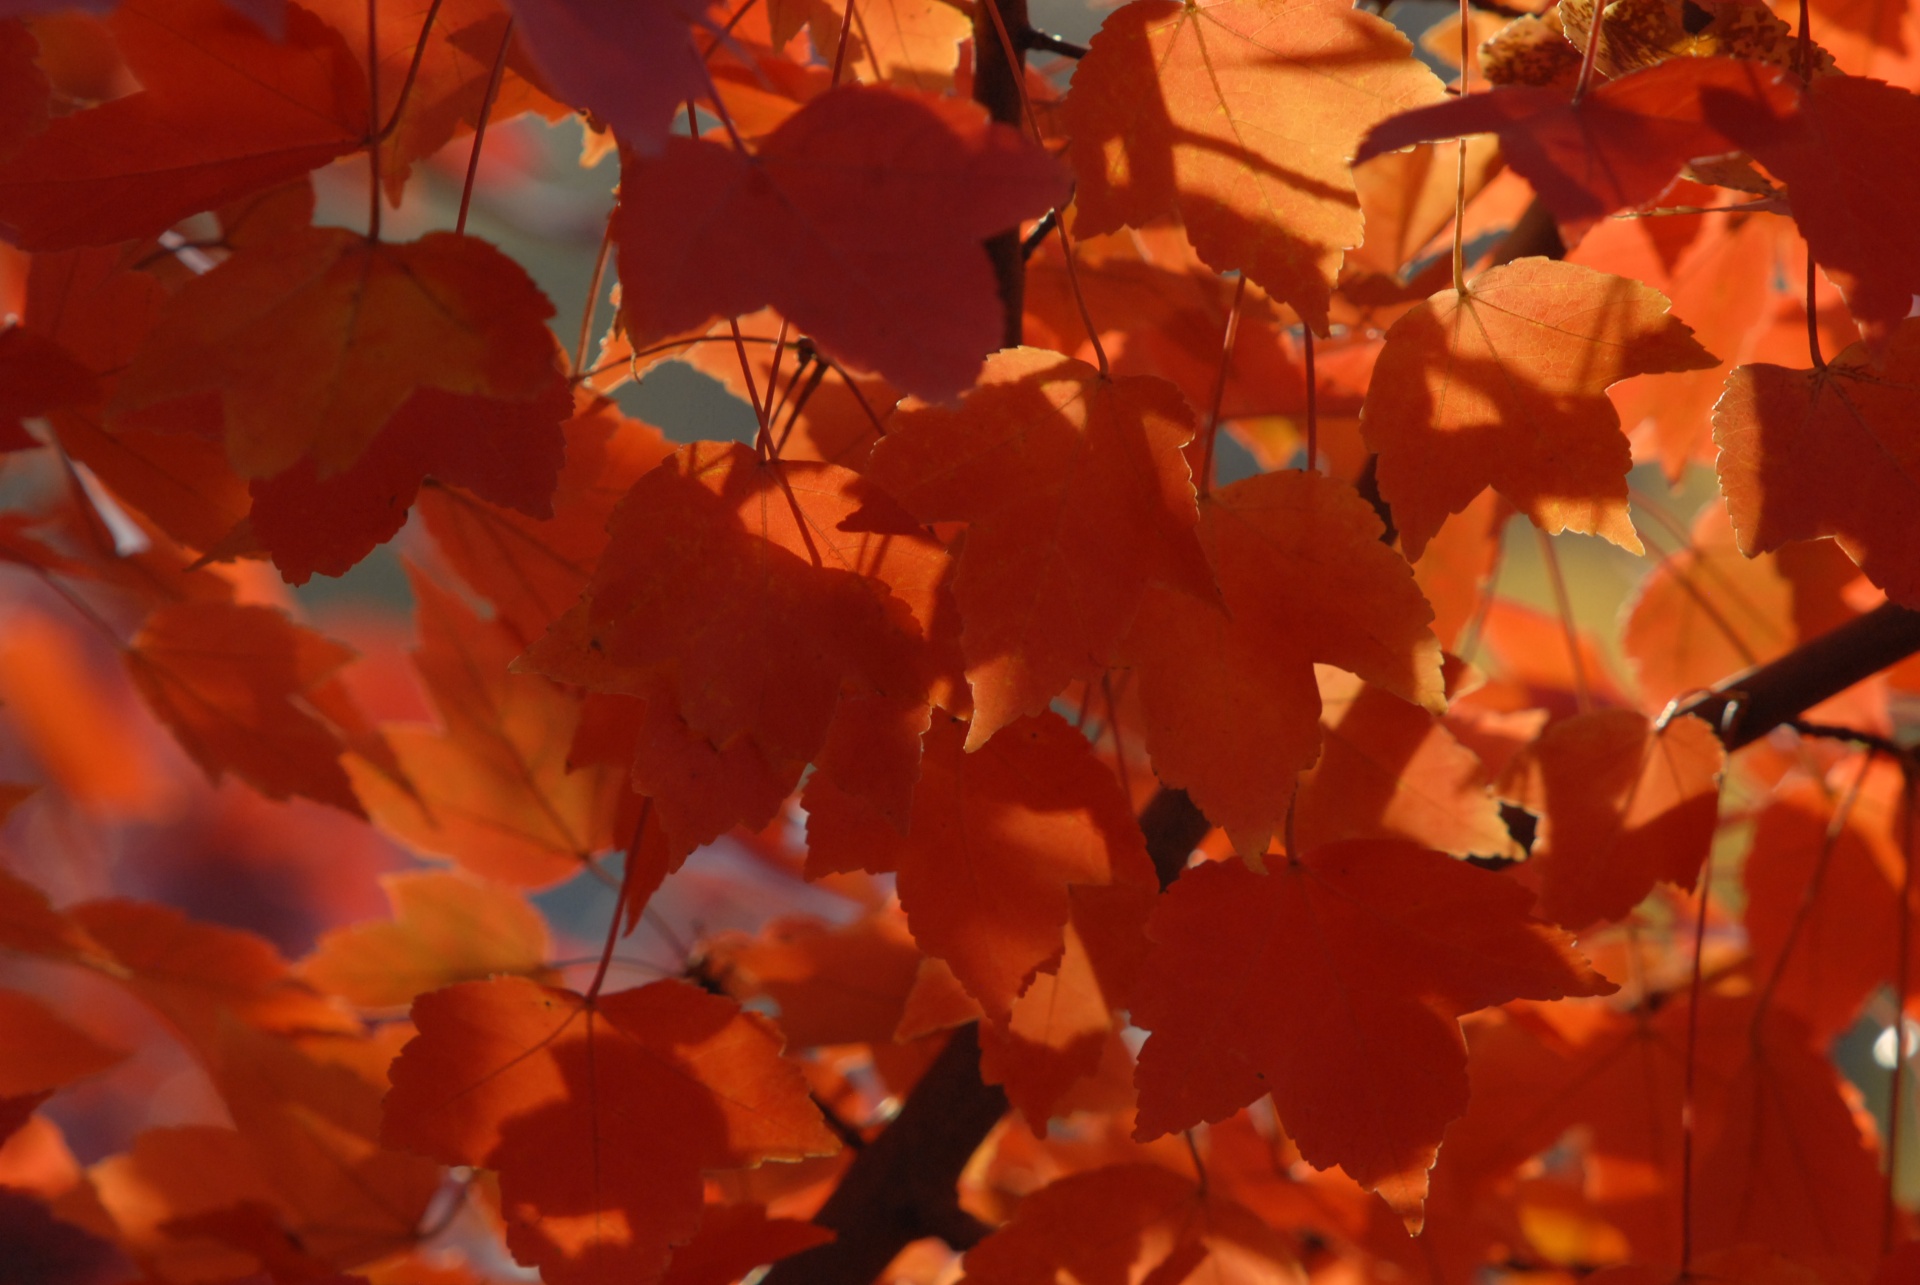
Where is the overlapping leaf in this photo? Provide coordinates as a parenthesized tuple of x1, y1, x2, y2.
(524, 441, 948, 845)
(805, 712, 1156, 1021)
(1360, 257, 1716, 559)
(614, 85, 1066, 400)
(1498, 709, 1723, 929)
(1121, 469, 1445, 855)
(1714, 316, 1920, 606)
(1062, 0, 1445, 330)
(1131, 845, 1614, 1223)
(382, 977, 839, 1284)
(1295, 667, 1514, 858)
(1708, 71, 1920, 347)
(301, 870, 552, 1008)
(961, 1162, 1305, 1283)
(503, 0, 708, 153)
(346, 571, 623, 886)
(1357, 57, 1798, 225)
(112, 228, 566, 480)
(0, 0, 368, 249)
(124, 602, 360, 813)
(868, 349, 1211, 748)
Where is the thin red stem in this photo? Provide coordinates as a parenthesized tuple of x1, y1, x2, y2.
(370, 0, 446, 144)
(1198, 274, 1247, 497)
(1451, 0, 1469, 292)
(1571, 0, 1607, 104)
(1054, 222, 1109, 375)
(1753, 752, 1872, 1020)
(455, 17, 513, 236)
(729, 317, 772, 451)
(586, 803, 651, 1003)
(830, 0, 857, 84)
(572, 212, 616, 380)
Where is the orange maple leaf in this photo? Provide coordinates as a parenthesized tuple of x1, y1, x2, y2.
(125, 601, 360, 814)
(1121, 469, 1445, 856)
(614, 85, 1067, 400)
(382, 976, 839, 1284)
(1714, 317, 1920, 608)
(960, 1161, 1305, 1283)
(111, 228, 565, 480)
(1498, 709, 1724, 929)
(1062, 0, 1444, 331)
(1131, 845, 1615, 1225)
(300, 870, 553, 1009)
(806, 712, 1157, 1022)
(0, 0, 368, 249)
(346, 570, 624, 886)
(868, 348, 1212, 749)
(1357, 57, 1797, 226)
(1361, 257, 1715, 559)
(524, 441, 947, 842)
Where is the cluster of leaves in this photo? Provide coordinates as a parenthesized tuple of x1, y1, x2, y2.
(0, 0, 1919, 1281)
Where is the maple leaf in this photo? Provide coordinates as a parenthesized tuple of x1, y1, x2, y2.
(1121, 468, 1445, 855)
(1497, 710, 1723, 929)
(613, 84, 1067, 401)
(1357, 57, 1798, 226)
(419, 395, 675, 646)
(523, 441, 947, 837)
(1062, 0, 1444, 331)
(111, 228, 565, 480)
(300, 870, 552, 1009)
(1744, 759, 1911, 1038)
(346, 570, 623, 886)
(66, 897, 355, 1042)
(1130, 846, 1615, 1224)
(0, 0, 368, 250)
(1706, 70, 1920, 348)
(246, 381, 573, 583)
(1360, 256, 1716, 560)
(771, 0, 970, 87)
(960, 1162, 1305, 1283)
(867, 348, 1212, 748)
(977, 883, 1155, 1128)
(1294, 666, 1515, 859)
(124, 601, 361, 814)
(706, 912, 925, 1048)
(805, 712, 1157, 1021)
(1714, 317, 1920, 607)
(382, 976, 839, 1283)
(502, 0, 708, 153)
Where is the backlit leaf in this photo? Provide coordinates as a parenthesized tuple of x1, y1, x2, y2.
(1063, 0, 1445, 330)
(1131, 845, 1614, 1224)
(868, 349, 1211, 748)
(382, 977, 839, 1284)
(1360, 256, 1716, 559)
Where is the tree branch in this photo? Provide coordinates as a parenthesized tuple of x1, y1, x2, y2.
(1668, 602, 1920, 750)
(974, 0, 1031, 349)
